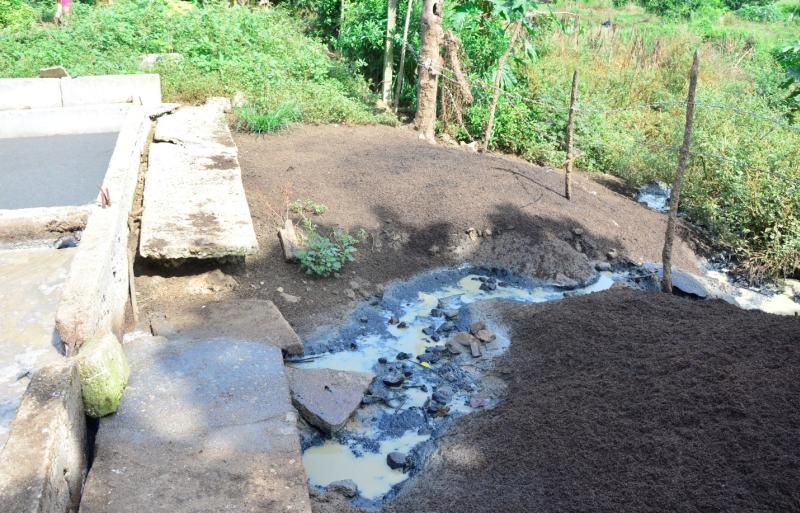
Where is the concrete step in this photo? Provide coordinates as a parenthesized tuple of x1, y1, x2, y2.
(139, 98, 258, 260)
(79, 335, 312, 513)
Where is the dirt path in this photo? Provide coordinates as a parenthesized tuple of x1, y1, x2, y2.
(168, 123, 699, 336)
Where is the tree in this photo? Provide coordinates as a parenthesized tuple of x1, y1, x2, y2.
(414, 0, 444, 140)
(382, 0, 398, 105)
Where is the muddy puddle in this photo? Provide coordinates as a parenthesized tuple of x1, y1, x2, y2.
(290, 266, 621, 506)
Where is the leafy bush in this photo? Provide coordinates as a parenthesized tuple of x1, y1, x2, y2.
(778, 41, 800, 110)
(0, 0, 35, 28)
(737, 3, 783, 21)
(296, 227, 366, 277)
(0, 0, 391, 129)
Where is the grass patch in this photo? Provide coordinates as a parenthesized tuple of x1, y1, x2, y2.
(0, 0, 395, 130)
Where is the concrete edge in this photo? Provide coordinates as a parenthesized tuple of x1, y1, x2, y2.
(0, 205, 91, 243)
(0, 104, 130, 139)
(0, 359, 87, 513)
(55, 106, 152, 354)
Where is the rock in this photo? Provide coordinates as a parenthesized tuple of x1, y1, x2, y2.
(284, 367, 375, 435)
(54, 234, 80, 249)
(344, 289, 357, 300)
(430, 308, 444, 318)
(181, 269, 238, 295)
(383, 372, 405, 387)
(278, 219, 301, 263)
(466, 227, 478, 241)
(445, 339, 463, 354)
(388, 316, 399, 325)
(429, 244, 441, 255)
(607, 248, 619, 260)
(572, 227, 584, 237)
(595, 261, 612, 272)
(378, 357, 388, 364)
(479, 280, 497, 292)
(387, 452, 408, 470)
(397, 321, 408, 329)
(554, 273, 579, 289)
(327, 479, 359, 498)
(396, 352, 411, 360)
(469, 339, 483, 358)
(39, 65, 69, 78)
(482, 229, 493, 237)
(474, 329, 496, 343)
(444, 309, 460, 320)
(417, 353, 440, 365)
(279, 292, 301, 303)
(437, 296, 459, 310)
(438, 321, 456, 332)
(469, 321, 486, 335)
(450, 331, 478, 348)
(77, 333, 130, 417)
(671, 268, 709, 299)
(432, 386, 454, 404)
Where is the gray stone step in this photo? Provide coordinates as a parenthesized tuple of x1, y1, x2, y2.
(79, 335, 312, 513)
(139, 98, 258, 260)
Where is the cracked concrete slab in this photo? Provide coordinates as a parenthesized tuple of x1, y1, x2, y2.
(80, 335, 312, 513)
(140, 98, 258, 260)
(149, 299, 304, 355)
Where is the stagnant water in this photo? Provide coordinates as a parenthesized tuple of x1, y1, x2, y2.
(290, 266, 620, 505)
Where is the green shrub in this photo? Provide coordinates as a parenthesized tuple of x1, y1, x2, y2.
(737, 3, 783, 21)
(296, 227, 366, 277)
(0, 0, 35, 28)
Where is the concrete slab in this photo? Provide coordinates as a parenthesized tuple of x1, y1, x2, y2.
(285, 367, 375, 435)
(0, 133, 118, 209)
(0, 78, 62, 111)
(0, 205, 89, 244)
(150, 299, 304, 355)
(140, 98, 258, 260)
(0, 360, 86, 513)
(79, 335, 312, 513)
(60, 74, 161, 107)
(0, 247, 75, 448)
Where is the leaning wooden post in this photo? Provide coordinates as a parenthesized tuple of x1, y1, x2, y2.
(393, 0, 414, 112)
(564, 69, 578, 200)
(382, 0, 398, 105)
(661, 50, 700, 293)
(414, 0, 444, 141)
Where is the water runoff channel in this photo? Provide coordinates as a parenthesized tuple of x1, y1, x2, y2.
(289, 265, 628, 507)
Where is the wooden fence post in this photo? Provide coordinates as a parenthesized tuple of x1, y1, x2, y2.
(565, 69, 578, 200)
(661, 50, 700, 293)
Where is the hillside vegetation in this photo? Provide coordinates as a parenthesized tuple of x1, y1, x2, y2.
(1, 0, 798, 280)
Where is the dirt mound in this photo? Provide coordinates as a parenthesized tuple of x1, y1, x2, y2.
(381, 290, 800, 513)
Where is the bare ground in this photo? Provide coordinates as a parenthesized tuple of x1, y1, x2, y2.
(132, 124, 800, 513)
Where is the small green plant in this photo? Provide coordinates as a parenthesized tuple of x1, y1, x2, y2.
(290, 198, 328, 216)
(737, 3, 783, 21)
(295, 225, 366, 277)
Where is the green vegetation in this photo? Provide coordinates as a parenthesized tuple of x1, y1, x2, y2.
(0, 0, 392, 126)
(291, 198, 329, 216)
(296, 220, 367, 277)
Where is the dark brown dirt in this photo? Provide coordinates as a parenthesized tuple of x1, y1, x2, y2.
(135, 124, 702, 337)
(378, 290, 800, 513)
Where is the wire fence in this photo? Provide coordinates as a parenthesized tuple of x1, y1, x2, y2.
(398, 39, 799, 179)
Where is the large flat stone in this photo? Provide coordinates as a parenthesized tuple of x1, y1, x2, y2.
(285, 367, 375, 435)
(0, 360, 87, 513)
(150, 299, 304, 355)
(140, 98, 258, 260)
(79, 335, 312, 513)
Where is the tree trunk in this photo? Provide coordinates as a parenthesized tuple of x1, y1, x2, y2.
(482, 21, 522, 152)
(338, 0, 346, 51)
(414, 0, 444, 141)
(393, 0, 414, 112)
(382, 0, 398, 105)
(661, 50, 700, 293)
(564, 70, 578, 200)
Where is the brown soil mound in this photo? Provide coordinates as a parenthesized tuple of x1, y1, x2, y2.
(383, 290, 800, 513)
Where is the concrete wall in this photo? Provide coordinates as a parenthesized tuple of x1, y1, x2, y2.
(0, 74, 161, 111)
(0, 205, 90, 242)
(55, 106, 151, 354)
(0, 360, 87, 513)
(0, 104, 130, 139)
